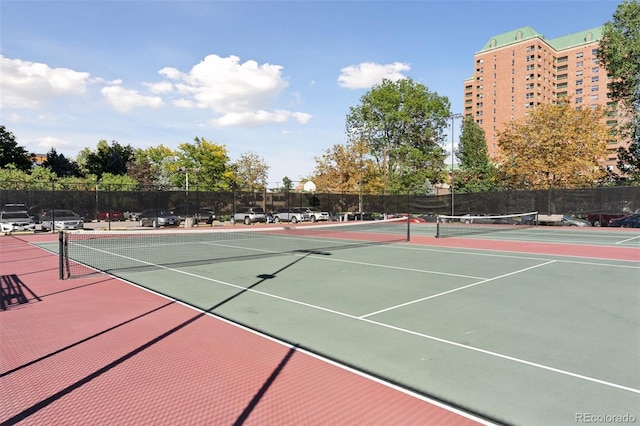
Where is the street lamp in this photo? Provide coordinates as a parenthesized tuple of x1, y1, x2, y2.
(179, 167, 199, 194)
(449, 113, 463, 216)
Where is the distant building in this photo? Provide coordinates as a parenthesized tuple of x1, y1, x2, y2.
(31, 153, 47, 165)
(464, 26, 628, 175)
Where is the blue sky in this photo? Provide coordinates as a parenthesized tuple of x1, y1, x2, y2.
(0, 0, 620, 185)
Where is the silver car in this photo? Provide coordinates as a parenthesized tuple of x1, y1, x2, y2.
(40, 209, 84, 231)
(0, 210, 36, 233)
(139, 209, 180, 227)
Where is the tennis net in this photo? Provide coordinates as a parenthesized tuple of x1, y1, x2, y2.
(435, 212, 537, 238)
(60, 217, 409, 279)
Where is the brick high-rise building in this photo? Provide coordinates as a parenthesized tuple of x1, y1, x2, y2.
(463, 26, 625, 174)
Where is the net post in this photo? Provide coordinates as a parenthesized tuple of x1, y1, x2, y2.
(58, 231, 64, 280)
(406, 214, 410, 241)
(435, 216, 441, 238)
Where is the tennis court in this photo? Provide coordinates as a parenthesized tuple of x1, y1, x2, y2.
(43, 219, 640, 424)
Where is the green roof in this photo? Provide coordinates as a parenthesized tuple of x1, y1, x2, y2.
(479, 25, 604, 53)
(480, 26, 543, 51)
(547, 26, 603, 50)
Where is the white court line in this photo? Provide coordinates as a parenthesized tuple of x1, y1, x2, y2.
(359, 260, 557, 318)
(388, 242, 640, 268)
(615, 234, 640, 245)
(73, 242, 640, 396)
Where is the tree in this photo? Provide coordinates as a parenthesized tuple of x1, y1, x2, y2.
(345, 78, 450, 194)
(231, 151, 269, 191)
(0, 125, 33, 172)
(598, 0, 640, 181)
(129, 145, 176, 189)
(173, 137, 233, 191)
(82, 140, 135, 178)
(454, 117, 500, 193)
(497, 100, 609, 189)
(43, 148, 82, 178)
(312, 139, 383, 195)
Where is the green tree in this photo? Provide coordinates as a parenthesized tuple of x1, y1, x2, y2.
(0, 125, 33, 172)
(83, 140, 136, 178)
(454, 116, 500, 193)
(43, 148, 82, 178)
(497, 100, 609, 189)
(231, 151, 269, 191)
(345, 78, 450, 194)
(598, 0, 640, 181)
(173, 137, 232, 191)
(281, 177, 294, 191)
(129, 145, 176, 189)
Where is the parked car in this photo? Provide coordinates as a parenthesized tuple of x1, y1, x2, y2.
(97, 210, 125, 222)
(608, 214, 640, 228)
(231, 206, 266, 225)
(139, 209, 180, 227)
(171, 205, 216, 224)
(298, 208, 330, 222)
(0, 210, 36, 233)
(587, 212, 628, 227)
(272, 208, 307, 223)
(124, 211, 142, 221)
(39, 209, 84, 231)
(560, 214, 592, 227)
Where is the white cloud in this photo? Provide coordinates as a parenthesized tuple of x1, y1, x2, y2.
(212, 110, 311, 127)
(36, 136, 73, 150)
(0, 55, 90, 108)
(337, 61, 411, 89)
(157, 54, 310, 126)
(145, 81, 173, 94)
(101, 85, 164, 112)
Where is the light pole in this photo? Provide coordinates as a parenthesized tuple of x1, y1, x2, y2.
(449, 113, 463, 216)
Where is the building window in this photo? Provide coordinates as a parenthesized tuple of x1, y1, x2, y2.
(576, 97, 582, 103)
(592, 48, 598, 55)
(591, 94, 599, 100)
(592, 66, 599, 73)
(576, 61, 583, 67)
(591, 76, 599, 82)
(591, 85, 599, 92)
(576, 88, 583, 94)
(576, 79, 583, 86)
(576, 52, 583, 58)
(592, 58, 599, 64)
(576, 70, 583, 77)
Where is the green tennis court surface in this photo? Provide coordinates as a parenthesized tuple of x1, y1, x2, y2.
(42, 221, 640, 424)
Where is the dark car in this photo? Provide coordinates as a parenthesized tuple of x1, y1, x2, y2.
(608, 214, 640, 228)
(171, 205, 216, 224)
(587, 212, 627, 227)
(139, 209, 180, 227)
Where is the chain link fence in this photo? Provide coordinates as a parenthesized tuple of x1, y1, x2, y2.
(1, 183, 638, 223)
